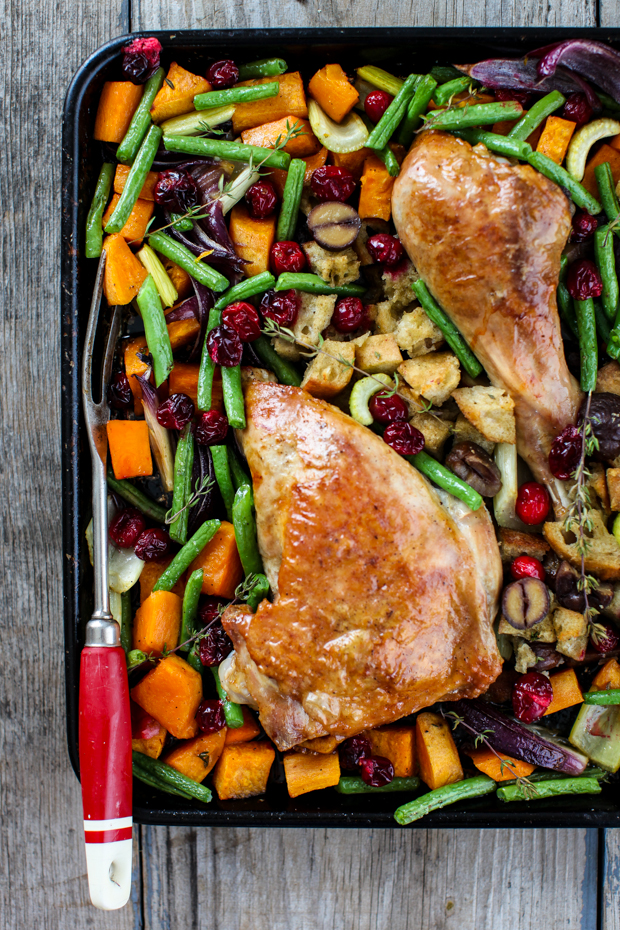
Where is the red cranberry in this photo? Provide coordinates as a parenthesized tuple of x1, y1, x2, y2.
(259, 288, 300, 326)
(130, 701, 161, 740)
(207, 324, 243, 367)
(156, 393, 195, 430)
(270, 241, 306, 275)
(310, 166, 356, 203)
(591, 623, 620, 653)
(339, 735, 372, 771)
(364, 89, 394, 123)
(515, 482, 550, 525)
(154, 169, 199, 213)
(359, 755, 395, 787)
(383, 422, 425, 456)
(122, 37, 162, 84)
(567, 259, 604, 300)
(512, 671, 553, 722)
(571, 210, 598, 242)
(511, 555, 546, 581)
(494, 87, 533, 108)
(109, 507, 146, 548)
(369, 391, 408, 424)
(245, 180, 278, 219)
(549, 424, 582, 480)
(195, 410, 229, 446)
(206, 59, 239, 89)
(366, 233, 405, 267)
(199, 624, 234, 666)
(221, 301, 262, 342)
(562, 92, 593, 127)
(134, 528, 172, 562)
(331, 297, 368, 333)
(199, 596, 227, 626)
(108, 371, 133, 410)
(196, 699, 226, 734)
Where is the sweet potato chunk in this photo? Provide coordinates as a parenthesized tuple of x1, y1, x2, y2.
(232, 73, 308, 134)
(107, 420, 152, 480)
(132, 590, 182, 655)
(543, 668, 583, 715)
(416, 712, 463, 790)
(466, 747, 535, 782)
(283, 751, 340, 798)
(241, 116, 320, 157)
(94, 82, 143, 143)
(189, 521, 244, 599)
(131, 655, 202, 739)
(213, 742, 276, 799)
(362, 726, 416, 777)
(140, 559, 185, 603)
(224, 706, 262, 744)
(229, 204, 277, 277)
(308, 64, 359, 123)
(150, 62, 211, 123)
(102, 233, 148, 305)
(163, 729, 227, 782)
(102, 194, 154, 243)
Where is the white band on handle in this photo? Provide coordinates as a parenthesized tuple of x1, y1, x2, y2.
(84, 838, 133, 910)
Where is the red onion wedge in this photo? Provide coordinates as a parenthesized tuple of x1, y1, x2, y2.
(531, 39, 620, 104)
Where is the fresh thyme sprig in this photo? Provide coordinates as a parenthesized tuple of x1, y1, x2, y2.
(164, 474, 216, 526)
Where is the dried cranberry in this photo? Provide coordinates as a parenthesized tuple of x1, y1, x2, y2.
(259, 288, 300, 326)
(494, 87, 533, 108)
(196, 699, 226, 734)
(359, 755, 395, 787)
(154, 169, 199, 213)
(549, 424, 582, 480)
(366, 233, 405, 267)
(562, 92, 593, 127)
(206, 59, 239, 89)
(134, 528, 172, 562)
(571, 210, 598, 242)
(369, 391, 408, 424)
(515, 482, 550, 525)
(199, 596, 227, 626)
(591, 623, 620, 653)
(109, 508, 146, 548)
(199, 624, 234, 666)
(207, 324, 243, 367)
(310, 166, 356, 203)
(365, 89, 394, 123)
(567, 259, 603, 300)
(270, 241, 306, 275)
(195, 410, 229, 445)
(221, 301, 262, 342)
(108, 371, 133, 410)
(331, 297, 368, 333)
(383, 422, 425, 456)
(156, 393, 195, 430)
(122, 36, 162, 84)
(511, 555, 546, 582)
(339, 735, 372, 771)
(512, 671, 553, 723)
(245, 180, 278, 219)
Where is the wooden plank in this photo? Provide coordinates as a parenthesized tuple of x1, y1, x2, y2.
(603, 831, 620, 930)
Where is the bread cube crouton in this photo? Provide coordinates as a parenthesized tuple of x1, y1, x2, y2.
(394, 305, 444, 357)
(398, 352, 461, 406)
(362, 726, 416, 777)
(596, 360, 620, 395)
(452, 413, 495, 455)
(451, 385, 516, 444)
(381, 261, 419, 311)
(590, 462, 610, 513)
(240, 366, 277, 385)
(544, 510, 620, 581)
(302, 241, 361, 287)
(608, 468, 620, 512)
(355, 334, 403, 374)
(301, 339, 355, 398)
(552, 607, 588, 661)
(273, 292, 337, 362)
(409, 412, 452, 458)
(283, 751, 341, 798)
(498, 613, 556, 643)
(212, 741, 276, 800)
(514, 639, 538, 674)
(372, 299, 401, 335)
(498, 528, 550, 563)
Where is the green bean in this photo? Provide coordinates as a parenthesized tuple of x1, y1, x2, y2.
(274, 272, 365, 297)
(558, 255, 578, 338)
(148, 231, 229, 292)
(228, 447, 251, 491)
(120, 590, 132, 655)
(153, 520, 221, 592)
(170, 211, 193, 231)
(595, 161, 620, 228)
(430, 65, 464, 85)
(169, 424, 194, 544)
(456, 128, 532, 161)
(253, 335, 302, 385)
(210, 445, 235, 521)
(412, 280, 482, 377)
(211, 666, 244, 728)
(408, 450, 484, 511)
(584, 688, 620, 704)
(433, 76, 472, 106)
(502, 767, 606, 787)
(276, 158, 306, 241)
(214, 271, 276, 311)
(136, 275, 173, 387)
(222, 365, 246, 428)
(336, 776, 421, 795)
(85, 163, 114, 258)
(195, 82, 279, 110)
(245, 573, 270, 611)
(528, 151, 602, 214)
(179, 569, 204, 651)
(106, 473, 167, 522)
(116, 68, 165, 165)
(373, 143, 400, 177)
(186, 641, 203, 674)
(575, 297, 598, 391)
(608, 319, 620, 360)
(366, 73, 419, 150)
(394, 775, 495, 824)
(596, 91, 620, 114)
(164, 134, 291, 170)
(397, 74, 437, 147)
(233, 485, 263, 576)
(132, 751, 213, 802)
(594, 297, 612, 343)
(425, 101, 523, 132)
(497, 777, 602, 803)
(508, 90, 565, 141)
(105, 124, 162, 233)
(133, 764, 194, 800)
(197, 306, 222, 411)
(238, 58, 288, 80)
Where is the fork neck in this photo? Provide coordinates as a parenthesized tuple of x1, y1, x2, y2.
(91, 454, 110, 618)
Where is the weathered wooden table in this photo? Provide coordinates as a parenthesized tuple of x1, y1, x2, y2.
(3, 1, 619, 926)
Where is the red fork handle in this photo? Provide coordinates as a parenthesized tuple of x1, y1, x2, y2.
(79, 645, 133, 910)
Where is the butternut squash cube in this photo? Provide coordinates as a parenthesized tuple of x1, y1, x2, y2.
(189, 521, 244, 599)
(132, 589, 182, 655)
(132, 726, 167, 760)
(232, 72, 308, 134)
(229, 204, 277, 277)
(150, 62, 212, 123)
(362, 726, 416, 777)
(169, 362, 224, 411)
(102, 233, 148, 305)
(114, 165, 159, 200)
(241, 116, 320, 157)
(107, 420, 152, 480)
(139, 559, 185, 603)
(283, 751, 340, 798)
(131, 655, 203, 740)
(94, 81, 143, 143)
(213, 742, 276, 799)
(415, 712, 463, 790)
(466, 746, 535, 782)
(536, 116, 576, 165)
(163, 729, 227, 782)
(308, 63, 359, 123)
(543, 668, 583, 715)
(591, 658, 620, 692)
(102, 194, 154, 244)
(224, 706, 262, 744)
(358, 154, 395, 222)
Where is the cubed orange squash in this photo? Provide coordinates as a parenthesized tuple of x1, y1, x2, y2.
(591, 658, 620, 691)
(331, 148, 370, 179)
(150, 62, 212, 123)
(163, 729, 227, 782)
(102, 194, 154, 243)
(232, 73, 308, 134)
(132, 589, 182, 655)
(131, 655, 203, 739)
(229, 204, 276, 277)
(102, 233, 148, 305)
(114, 165, 159, 200)
(189, 521, 244, 598)
(544, 667, 583, 715)
(581, 143, 620, 196)
(213, 742, 276, 799)
(536, 116, 576, 164)
(124, 335, 149, 415)
(283, 751, 340, 798)
(167, 318, 201, 352)
(492, 114, 543, 147)
(131, 702, 167, 759)
(241, 116, 321, 157)
(363, 726, 416, 777)
(163, 260, 192, 299)
(225, 706, 262, 744)
(415, 712, 463, 790)
(94, 81, 144, 143)
(107, 419, 152, 480)
(358, 154, 395, 222)
(466, 746, 535, 782)
(308, 63, 359, 123)
(140, 559, 185, 603)
(169, 362, 224, 411)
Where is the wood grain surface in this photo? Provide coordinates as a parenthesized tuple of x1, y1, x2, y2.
(1, 0, 618, 926)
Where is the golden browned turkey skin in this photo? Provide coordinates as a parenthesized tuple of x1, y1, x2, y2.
(392, 131, 583, 514)
(222, 382, 502, 751)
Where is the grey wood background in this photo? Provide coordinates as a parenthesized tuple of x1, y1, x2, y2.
(2, 0, 619, 926)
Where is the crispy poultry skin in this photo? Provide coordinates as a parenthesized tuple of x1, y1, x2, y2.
(392, 131, 583, 514)
(221, 382, 502, 751)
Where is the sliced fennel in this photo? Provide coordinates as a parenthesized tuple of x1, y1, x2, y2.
(220, 164, 261, 215)
(308, 99, 369, 154)
(566, 118, 620, 180)
(137, 244, 178, 308)
(349, 374, 392, 425)
(85, 498, 144, 596)
(160, 105, 235, 137)
(493, 442, 526, 530)
(356, 66, 405, 97)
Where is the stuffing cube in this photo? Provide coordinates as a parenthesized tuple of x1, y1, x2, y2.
(498, 613, 556, 643)
(608, 468, 620, 512)
(301, 340, 355, 398)
(381, 261, 419, 311)
(398, 352, 461, 406)
(590, 463, 610, 512)
(302, 241, 361, 287)
(514, 639, 538, 674)
(283, 751, 341, 798)
(394, 305, 444, 357)
(355, 334, 403, 374)
(452, 413, 495, 455)
(372, 299, 401, 335)
(273, 292, 337, 362)
(596, 361, 620, 395)
(552, 607, 588, 661)
(212, 741, 276, 800)
(452, 385, 516, 444)
(409, 412, 452, 458)
(498, 528, 550, 563)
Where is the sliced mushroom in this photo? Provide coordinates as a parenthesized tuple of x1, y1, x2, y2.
(307, 202, 361, 251)
(445, 440, 502, 497)
(502, 577, 551, 630)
